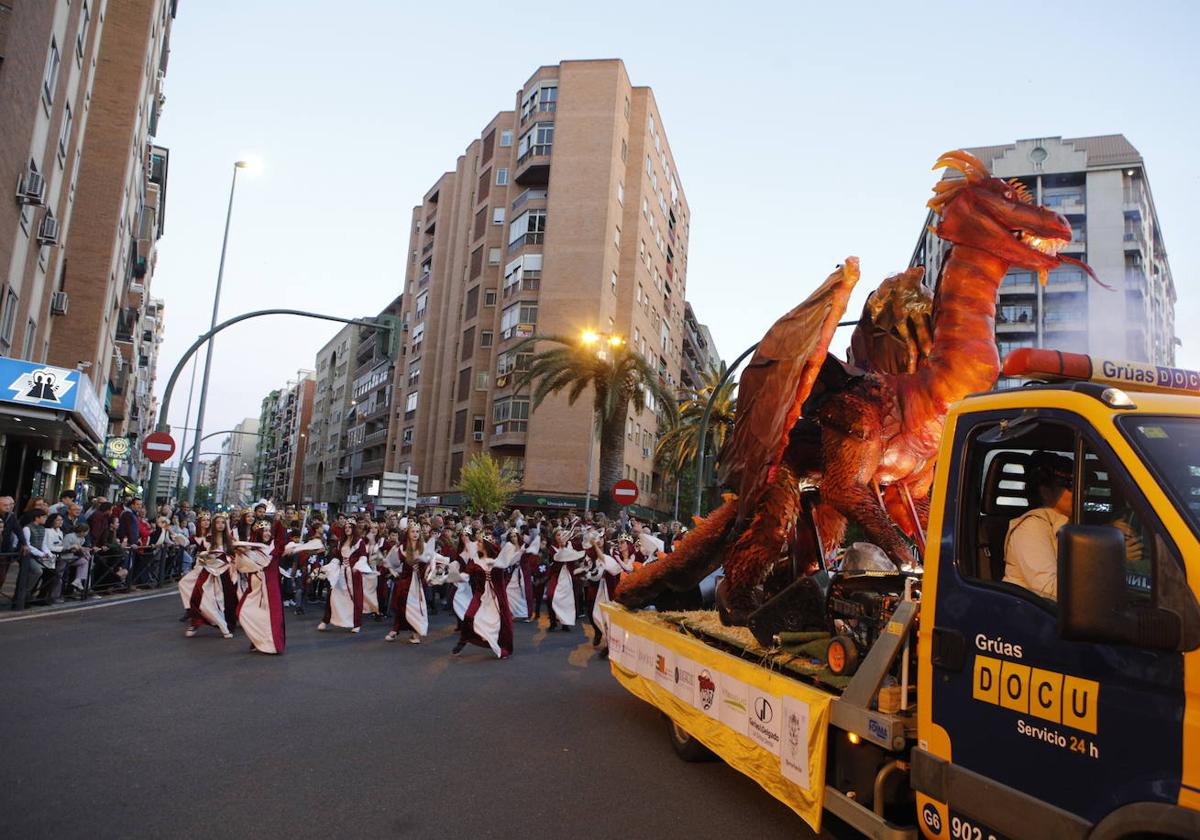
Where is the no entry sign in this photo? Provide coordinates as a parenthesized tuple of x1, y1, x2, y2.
(142, 431, 177, 463)
(611, 478, 639, 507)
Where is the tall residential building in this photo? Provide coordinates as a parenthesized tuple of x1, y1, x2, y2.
(345, 295, 402, 508)
(216, 416, 259, 506)
(386, 60, 692, 514)
(303, 323, 359, 503)
(681, 302, 720, 393)
(0, 0, 177, 507)
(910, 135, 1177, 381)
(253, 373, 314, 505)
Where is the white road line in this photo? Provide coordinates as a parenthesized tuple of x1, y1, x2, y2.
(0, 590, 177, 624)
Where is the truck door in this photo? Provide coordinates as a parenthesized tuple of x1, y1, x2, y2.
(924, 408, 1188, 833)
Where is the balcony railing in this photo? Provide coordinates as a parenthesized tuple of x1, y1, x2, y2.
(511, 189, 548, 212)
(422, 241, 434, 255)
(517, 144, 552, 166)
(492, 420, 528, 436)
(506, 232, 544, 253)
(502, 276, 540, 298)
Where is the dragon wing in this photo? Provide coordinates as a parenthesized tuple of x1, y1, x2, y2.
(719, 258, 860, 521)
(846, 265, 932, 375)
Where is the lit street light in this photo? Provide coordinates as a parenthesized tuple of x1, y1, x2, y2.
(579, 329, 623, 513)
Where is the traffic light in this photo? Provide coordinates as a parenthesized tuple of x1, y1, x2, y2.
(375, 315, 401, 361)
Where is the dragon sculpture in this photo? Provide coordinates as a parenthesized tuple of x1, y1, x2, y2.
(617, 150, 1101, 622)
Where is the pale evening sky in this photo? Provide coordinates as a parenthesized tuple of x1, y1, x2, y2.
(152, 0, 1200, 465)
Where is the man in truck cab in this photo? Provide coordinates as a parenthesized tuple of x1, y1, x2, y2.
(1002, 451, 1073, 600)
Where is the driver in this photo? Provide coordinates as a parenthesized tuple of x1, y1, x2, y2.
(1003, 451, 1073, 600)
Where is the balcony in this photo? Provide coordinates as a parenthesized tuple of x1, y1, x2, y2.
(422, 240, 434, 256)
(514, 145, 551, 186)
(1043, 193, 1085, 215)
(502, 275, 540, 299)
(364, 427, 388, 445)
(358, 457, 385, 476)
(1123, 228, 1146, 253)
(1125, 269, 1147, 294)
(1044, 269, 1087, 293)
(490, 421, 528, 447)
(506, 231, 544, 254)
(511, 189, 548, 212)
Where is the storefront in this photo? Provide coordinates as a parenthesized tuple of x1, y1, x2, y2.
(0, 357, 114, 508)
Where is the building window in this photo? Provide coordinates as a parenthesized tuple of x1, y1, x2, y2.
(43, 37, 61, 106)
(476, 371, 490, 391)
(406, 392, 418, 412)
(493, 207, 506, 225)
(624, 96, 631, 119)
(614, 226, 621, 250)
(617, 182, 624, 205)
(611, 271, 618, 294)
(499, 129, 513, 147)
(480, 330, 494, 348)
(457, 367, 472, 402)
(474, 207, 488, 239)
(488, 247, 501, 265)
(402, 427, 414, 445)
(465, 286, 479, 319)
(0, 289, 18, 351)
(484, 289, 497, 307)
(58, 102, 73, 162)
(501, 302, 538, 339)
(473, 415, 485, 436)
(481, 129, 495, 164)
(453, 409, 468, 444)
(508, 209, 547, 247)
(22, 319, 36, 361)
(517, 123, 554, 159)
(414, 290, 429, 319)
(77, 1, 91, 61)
(407, 359, 420, 386)
(470, 245, 483, 278)
(621, 138, 627, 162)
(477, 168, 491, 202)
(496, 168, 509, 186)
(461, 326, 475, 359)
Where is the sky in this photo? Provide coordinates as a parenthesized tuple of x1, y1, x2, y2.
(152, 0, 1200, 465)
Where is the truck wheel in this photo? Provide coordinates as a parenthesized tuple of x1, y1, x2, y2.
(827, 634, 860, 676)
(666, 716, 715, 762)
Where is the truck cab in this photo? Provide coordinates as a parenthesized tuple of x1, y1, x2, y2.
(914, 350, 1200, 839)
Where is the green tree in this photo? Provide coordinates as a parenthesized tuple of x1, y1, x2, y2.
(457, 453, 519, 515)
(515, 333, 678, 516)
(655, 363, 737, 515)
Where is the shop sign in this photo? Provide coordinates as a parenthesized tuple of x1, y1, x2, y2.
(0, 357, 108, 441)
(105, 436, 132, 461)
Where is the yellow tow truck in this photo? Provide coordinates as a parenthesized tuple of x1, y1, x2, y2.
(605, 350, 1200, 839)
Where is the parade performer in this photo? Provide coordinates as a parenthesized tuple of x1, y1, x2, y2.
(451, 532, 516, 659)
(286, 522, 325, 616)
(318, 521, 369, 633)
(232, 519, 286, 655)
(592, 534, 636, 650)
(514, 525, 540, 623)
(374, 527, 397, 617)
(546, 527, 585, 632)
(502, 529, 531, 621)
(178, 515, 238, 639)
(384, 525, 429, 643)
(446, 528, 475, 627)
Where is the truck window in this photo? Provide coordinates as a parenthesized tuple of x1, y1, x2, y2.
(1078, 442, 1153, 603)
(1118, 416, 1200, 538)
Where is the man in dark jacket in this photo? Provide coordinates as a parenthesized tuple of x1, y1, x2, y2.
(118, 498, 145, 547)
(0, 495, 28, 594)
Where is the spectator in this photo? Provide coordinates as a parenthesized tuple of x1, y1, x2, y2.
(88, 502, 113, 547)
(53, 524, 93, 601)
(0, 495, 29, 593)
(48, 490, 76, 516)
(118, 499, 146, 547)
(62, 502, 82, 532)
(13, 509, 52, 610)
(23, 496, 49, 515)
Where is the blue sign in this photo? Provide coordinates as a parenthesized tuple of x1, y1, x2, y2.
(0, 356, 108, 442)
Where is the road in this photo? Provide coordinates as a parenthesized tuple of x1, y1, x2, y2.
(0, 593, 842, 839)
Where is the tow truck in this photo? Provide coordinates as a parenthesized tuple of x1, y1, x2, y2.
(604, 349, 1200, 839)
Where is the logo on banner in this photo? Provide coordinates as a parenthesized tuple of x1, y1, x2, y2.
(7, 366, 76, 405)
(754, 696, 774, 724)
(697, 671, 716, 711)
(787, 710, 802, 751)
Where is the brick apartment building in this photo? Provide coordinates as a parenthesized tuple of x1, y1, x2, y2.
(387, 59, 697, 514)
(253, 373, 314, 505)
(0, 0, 177, 505)
(302, 323, 360, 504)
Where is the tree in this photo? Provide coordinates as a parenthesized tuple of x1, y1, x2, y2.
(655, 363, 737, 515)
(457, 453, 519, 515)
(515, 333, 678, 516)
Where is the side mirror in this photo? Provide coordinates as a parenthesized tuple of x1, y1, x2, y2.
(1058, 525, 1181, 650)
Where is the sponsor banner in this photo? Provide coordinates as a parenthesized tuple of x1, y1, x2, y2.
(0, 357, 108, 443)
(603, 604, 832, 834)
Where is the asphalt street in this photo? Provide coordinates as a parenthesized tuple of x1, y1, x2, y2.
(0, 592, 843, 839)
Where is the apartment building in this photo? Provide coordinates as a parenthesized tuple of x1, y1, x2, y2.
(386, 60, 692, 514)
(681, 301, 720, 394)
(302, 324, 359, 504)
(216, 416, 259, 506)
(910, 135, 1177, 383)
(253, 373, 314, 505)
(344, 295, 402, 509)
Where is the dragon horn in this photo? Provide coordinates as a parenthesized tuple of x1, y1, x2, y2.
(932, 150, 992, 182)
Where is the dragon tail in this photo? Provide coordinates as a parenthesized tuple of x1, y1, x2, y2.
(614, 495, 740, 608)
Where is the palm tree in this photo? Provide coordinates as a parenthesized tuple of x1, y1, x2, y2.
(655, 364, 737, 514)
(514, 333, 678, 516)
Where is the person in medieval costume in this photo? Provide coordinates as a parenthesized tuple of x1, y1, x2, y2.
(451, 531, 516, 659)
(592, 533, 636, 652)
(546, 527, 586, 632)
(384, 524, 429, 644)
(232, 518, 287, 655)
(178, 514, 239, 639)
(318, 520, 370, 633)
(502, 528, 531, 622)
(285, 521, 325, 616)
(446, 527, 475, 629)
(374, 527, 398, 617)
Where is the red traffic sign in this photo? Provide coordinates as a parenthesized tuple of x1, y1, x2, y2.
(142, 431, 177, 463)
(611, 478, 639, 507)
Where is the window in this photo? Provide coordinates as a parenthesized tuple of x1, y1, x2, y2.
(58, 102, 73, 162)
(499, 129, 513, 147)
(474, 207, 488, 240)
(457, 367, 472, 402)
(646, 154, 653, 176)
(402, 427, 414, 445)
(450, 451, 465, 485)
(624, 97, 631, 119)
(476, 372, 490, 391)
(484, 289, 497, 307)
(611, 271, 618, 293)
(77, 1, 91, 60)
(470, 245, 483, 278)
(480, 330, 494, 348)
(617, 182, 624, 205)
(0, 289, 18, 351)
(508, 209, 546, 246)
(488, 247, 501, 265)
(518, 123, 554, 158)
(493, 207, 506, 225)
(453, 410, 468, 444)
(414, 291, 429, 319)
(407, 359, 420, 386)
(465, 287, 480, 320)
(496, 168, 509, 186)
(477, 169, 491, 203)
(621, 138, 628, 162)
(44, 37, 61, 106)
(461, 326, 475, 359)
(497, 350, 533, 376)
(473, 415, 485, 435)
(481, 129, 495, 164)
(614, 226, 621, 250)
(500, 302, 537, 339)
(22, 319, 36, 361)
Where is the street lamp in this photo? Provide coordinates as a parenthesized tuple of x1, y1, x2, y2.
(579, 329, 623, 513)
(186, 158, 259, 505)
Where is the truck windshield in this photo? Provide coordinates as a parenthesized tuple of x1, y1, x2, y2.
(1119, 416, 1200, 536)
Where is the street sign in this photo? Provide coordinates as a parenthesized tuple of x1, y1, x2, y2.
(142, 431, 176, 463)
(105, 435, 131, 461)
(611, 478, 639, 507)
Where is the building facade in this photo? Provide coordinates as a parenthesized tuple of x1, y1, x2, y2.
(344, 295, 401, 509)
(910, 135, 1177, 383)
(253, 373, 314, 505)
(216, 416, 259, 506)
(0, 0, 177, 507)
(681, 302, 720, 394)
(302, 323, 359, 504)
(386, 59, 693, 513)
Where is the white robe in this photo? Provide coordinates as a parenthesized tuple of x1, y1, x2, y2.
(463, 539, 518, 658)
(550, 543, 586, 627)
(356, 557, 380, 615)
(319, 557, 359, 629)
(502, 542, 529, 619)
(233, 543, 281, 655)
(178, 552, 232, 636)
(447, 561, 473, 620)
(592, 551, 634, 638)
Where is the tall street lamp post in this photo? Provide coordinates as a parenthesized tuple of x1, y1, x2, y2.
(579, 329, 623, 514)
(186, 158, 259, 505)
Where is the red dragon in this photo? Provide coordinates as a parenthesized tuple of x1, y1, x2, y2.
(617, 150, 1101, 620)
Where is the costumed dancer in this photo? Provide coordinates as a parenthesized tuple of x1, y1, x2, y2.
(286, 522, 325, 616)
(546, 527, 586, 632)
(232, 518, 287, 655)
(502, 528, 531, 621)
(592, 533, 636, 650)
(318, 521, 369, 634)
(446, 528, 475, 628)
(384, 525, 429, 643)
(632, 519, 665, 565)
(178, 515, 238, 639)
(451, 532, 516, 659)
(374, 528, 397, 617)
(359, 525, 382, 621)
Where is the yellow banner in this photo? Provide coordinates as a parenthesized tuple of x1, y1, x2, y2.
(605, 605, 833, 833)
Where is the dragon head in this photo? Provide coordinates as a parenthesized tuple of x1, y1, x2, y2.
(928, 150, 1103, 287)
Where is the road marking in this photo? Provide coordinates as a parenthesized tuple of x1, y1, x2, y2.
(0, 590, 176, 624)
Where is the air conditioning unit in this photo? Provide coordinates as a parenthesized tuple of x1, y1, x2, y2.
(473, 431, 484, 442)
(50, 291, 69, 316)
(16, 169, 46, 206)
(37, 213, 60, 245)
